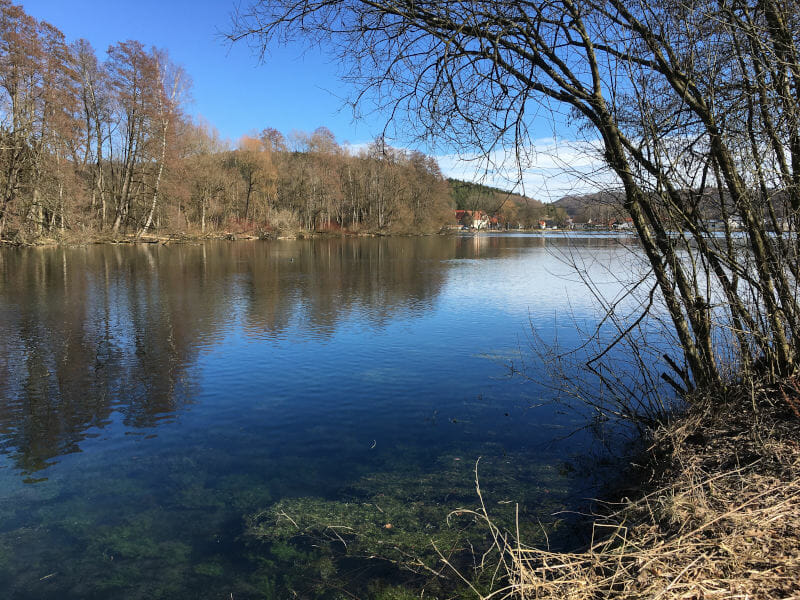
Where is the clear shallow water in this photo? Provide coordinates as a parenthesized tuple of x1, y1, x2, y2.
(0, 234, 646, 599)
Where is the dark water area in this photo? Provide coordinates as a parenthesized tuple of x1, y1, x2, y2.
(0, 234, 646, 599)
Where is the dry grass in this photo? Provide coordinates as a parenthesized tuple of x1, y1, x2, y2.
(461, 379, 800, 600)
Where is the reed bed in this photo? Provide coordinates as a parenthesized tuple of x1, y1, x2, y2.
(461, 379, 800, 600)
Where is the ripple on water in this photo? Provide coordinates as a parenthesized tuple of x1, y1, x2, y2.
(0, 236, 650, 599)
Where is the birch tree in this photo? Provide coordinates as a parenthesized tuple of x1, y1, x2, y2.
(106, 40, 157, 233)
(138, 49, 188, 237)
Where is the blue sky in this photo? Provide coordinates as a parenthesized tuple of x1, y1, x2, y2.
(21, 0, 611, 200)
(22, 0, 377, 144)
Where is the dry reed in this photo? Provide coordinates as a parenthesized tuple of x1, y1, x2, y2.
(458, 378, 800, 600)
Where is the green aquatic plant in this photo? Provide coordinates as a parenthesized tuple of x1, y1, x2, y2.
(245, 453, 576, 598)
(0, 430, 582, 599)
(193, 559, 225, 577)
(216, 473, 273, 510)
(369, 583, 423, 600)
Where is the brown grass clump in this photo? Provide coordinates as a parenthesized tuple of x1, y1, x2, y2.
(461, 378, 800, 600)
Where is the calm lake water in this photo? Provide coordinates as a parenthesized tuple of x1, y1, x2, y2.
(0, 234, 646, 599)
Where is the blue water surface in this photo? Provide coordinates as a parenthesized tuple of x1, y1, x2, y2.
(0, 234, 652, 599)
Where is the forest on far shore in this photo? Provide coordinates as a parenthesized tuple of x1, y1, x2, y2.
(0, 1, 466, 242)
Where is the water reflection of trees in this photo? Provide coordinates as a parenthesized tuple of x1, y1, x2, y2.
(0, 235, 629, 475)
(0, 238, 465, 475)
(240, 237, 453, 336)
(0, 245, 220, 474)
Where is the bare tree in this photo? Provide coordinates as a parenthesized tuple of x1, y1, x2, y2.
(230, 0, 800, 392)
(138, 48, 188, 237)
(0, 0, 43, 238)
(74, 38, 111, 228)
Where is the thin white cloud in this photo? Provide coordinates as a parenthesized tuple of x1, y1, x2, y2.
(435, 138, 619, 202)
(342, 137, 619, 202)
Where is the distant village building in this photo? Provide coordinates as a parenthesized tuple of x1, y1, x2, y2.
(538, 218, 559, 229)
(474, 213, 490, 229)
(539, 219, 558, 229)
(727, 216, 744, 229)
(611, 217, 634, 230)
(455, 209, 490, 230)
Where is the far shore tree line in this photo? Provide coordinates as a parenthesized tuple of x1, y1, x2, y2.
(0, 1, 455, 242)
(2, 0, 710, 244)
(229, 0, 800, 398)
(448, 178, 572, 228)
(10, 0, 800, 395)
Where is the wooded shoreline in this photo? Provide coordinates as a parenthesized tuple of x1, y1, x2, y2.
(1, 226, 613, 248)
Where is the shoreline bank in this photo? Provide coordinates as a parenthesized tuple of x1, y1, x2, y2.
(0, 229, 444, 247)
(490, 378, 800, 599)
(0, 227, 637, 248)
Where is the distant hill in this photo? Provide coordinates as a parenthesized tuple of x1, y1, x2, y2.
(552, 190, 627, 222)
(552, 188, 790, 224)
(452, 181, 793, 228)
(448, 178, 542, 212)
(447, 179, 579, 227)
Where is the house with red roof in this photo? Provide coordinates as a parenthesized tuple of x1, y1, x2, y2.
(455, 209, 490, 230)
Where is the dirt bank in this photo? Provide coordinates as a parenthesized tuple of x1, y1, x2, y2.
(482, 377, 800, 599)
(0, 227, 455, 247)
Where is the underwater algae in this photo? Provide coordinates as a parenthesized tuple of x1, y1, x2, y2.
(243, 452, 575, 598)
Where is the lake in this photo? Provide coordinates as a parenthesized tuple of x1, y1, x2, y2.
(0, 234, 648, 599)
